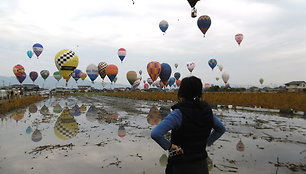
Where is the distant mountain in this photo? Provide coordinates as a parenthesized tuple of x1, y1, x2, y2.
(0, 76, 128, 89)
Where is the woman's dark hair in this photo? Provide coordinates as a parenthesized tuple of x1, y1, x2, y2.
(177, 76, 203, 102)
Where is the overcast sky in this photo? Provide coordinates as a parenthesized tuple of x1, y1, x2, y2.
(0, 0, 305, 87)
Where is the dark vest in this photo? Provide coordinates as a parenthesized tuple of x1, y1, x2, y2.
(169, 101, 213, 164)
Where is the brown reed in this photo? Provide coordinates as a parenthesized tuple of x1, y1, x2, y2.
(0, 95, 44, 114)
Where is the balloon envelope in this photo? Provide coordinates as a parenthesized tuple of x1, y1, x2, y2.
(187, 0, 199, 7)
(147, 61, 161, 82)
(72, 69, 82, 82)
(259, 78, 264, 85)
(27, 50, 33, 58)
(159, 20, 169, 33)
(126, 71, 138, 86)
(86, 64, 99, 83)
(16, 73, 26, 84)
(187, 62, 195, 72)
(197, 15, 211, 36)
(13, 64, 25, 77)
(235, 33, 244, 45)
(54, 49, 79, 78)
(168, 77, 176, 87)
(29, 71, 38, 82)
(80, 72, 87, 80)
(218, 65, 223, 72)
(98, 62, 108, 80)
(32, 129, 42, 142)
(159, 63, 172, 84)
(53, 71, 62, 81)
(118, 48, 126, 62)
(174, 72, 181, 80)
(40, 70, 49, 80)
(105, 64, 118, 82)
(222, 72, 230, 84)
(32, 43, 43, 57)
(208, 59, 217, 70)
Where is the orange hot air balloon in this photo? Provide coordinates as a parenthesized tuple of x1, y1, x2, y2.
(105, 64, 118, 82)
(176, 80, 181, 87)
(147, 61, 161, 82)
(13, 64, 25, 77)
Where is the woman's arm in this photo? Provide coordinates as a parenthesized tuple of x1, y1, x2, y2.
(151, 109, 182, 150)
(207, 115, 226, 146)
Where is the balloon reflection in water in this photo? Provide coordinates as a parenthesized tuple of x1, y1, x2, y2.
(29, 104, 38, 113)
(70, 104, 81, 116)
(236, 139, 245, 152)
(26, 126, 33, 134)
(53, 103, 63, 114)
(32, 129, 42, 142)
(86, 105, 98, 122)
(147, 105, 162, 125)
(159, 154, 168, 166)
(159, 106, 170, 119)
(54, 108, 79, 140)
(11, 110, 25, 122)
(80, 104, 87, 113)
(40, 105, 49, 115)
(118, 125, 126, 138)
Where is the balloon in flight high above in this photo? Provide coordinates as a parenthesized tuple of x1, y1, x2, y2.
(105, 64, 118, 83)
(174, 72, 181, 80)
(86, 64, 99, 83)
(187, 0, 200, 18)
(147, 61, 162, 82)
(126, 71, 138, 86)
(32, 43, 43, 58)
(27, 50, 33, 59)
(197, 15, 211, 37)
(218, 65, 223, 72)
(187, 62, 196, 73)
(235, 33, 244, 46)
(174, 63, 178, 69)
(13, 64, 25, 77)
(118, 48, 126, 62)
(222, 72, 230, 84)
(259, 78, 264, 85)
(40, 70, 49, 81)
(208, 59, 217, 70)
(54, 49, 79, 80)
(29, 71, 38, 83)
(159, 20, 169, 34)
(98, 62, 108, 81)
(53, 71, 62, 81)
(139, 70, 142, 76)
(159, 63, 172, 85)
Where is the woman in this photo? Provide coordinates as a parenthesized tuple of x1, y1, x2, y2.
(151, 76, 225, 174)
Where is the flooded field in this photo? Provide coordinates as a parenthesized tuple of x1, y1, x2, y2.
(0, 95, 305, 174)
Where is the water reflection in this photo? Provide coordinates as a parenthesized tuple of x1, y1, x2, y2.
(71, 104, 81, 117)
(236, 139, 245, 152)
(28, 104, 38, 113)
(11, 110, 26, 122)
(26, 126, 33, 134)
(31, 129, 42, 142)
(159, 153, 168, 166)
(147, 105, 162, 125)
(86, 105, 98, 122)
(54, 108, 79, 140)
(53, 103, 63, 114)
(80, 104, 87, 113)
(118, 125, 126, 138)
(40, 105, 49, 115)
(159, 106, 171, 119)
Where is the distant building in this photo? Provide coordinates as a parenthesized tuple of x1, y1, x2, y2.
(77, 85, 92, 92)
(284, 81, 306, 92)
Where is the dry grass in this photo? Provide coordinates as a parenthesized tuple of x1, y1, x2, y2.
(0, 95, 44, 114)
(101, 91, 306, 111)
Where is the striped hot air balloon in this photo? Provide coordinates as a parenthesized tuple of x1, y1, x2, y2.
(147, 61, 161, 82)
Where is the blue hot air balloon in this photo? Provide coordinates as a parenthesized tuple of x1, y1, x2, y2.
(86, 64, 99, 83)
(159, 63, 172, 85)
(208, 59, 217, 70)
(197, 15, 211, 37)
(159, 20, 169, 34)
(32, 43, 43, 58)
(27, 50, 33, 58)
(72, 69, 82, 83)
(168, 77, 176, 87)
(174, 72, 181, 80)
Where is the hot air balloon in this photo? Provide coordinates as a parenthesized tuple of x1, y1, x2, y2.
(70, 105, 81, 117)
(80, 72, 87, 81)
(147, 78, 153, 85)
(86, 64, 99, 83)
(32, 129, 42, 142)
(235, 33, 244, 46)
(16, 73, 26, 84)
(72, 69, 82, 83)
(29, 104, 38, 113)
(54, 108, 79, 140)
(208, 59, 217, 70)
(168, 77, 176, 87)
(218, 65, 223, 72)
(126, 71, 137, 86)
(53, 71, 62, 82)
(13, 64, 25, 77)
(197, 15, 211, 37)
(187, 62, 195, 73)
(139, 70, 142, 75)
(98, 62, 108, 81)
(144, 83, 149, 89)
(132, 79, 141, 89)
(32, 43, 43, 58)
(40, 70, 49, 81)
(29, 71, 38, 83)
(222, 72, 230, 84)
(105, 64, 118, 83)
(54, 49, 79, 81)
(174, 63, 178, 69)
(216, 77, 220, 81)
(118, 125, 126, 138)
(159, 20, 169, 34)
(259, 78, 264, 85)
(176, 79, 181, 87)
(174, 72, 181, 80)
(147, 61, 161, 82)
(159, 63, 172, 85)
(27, 50, 33, 59)
(118, 48, 126, 62)
(188, 0, 200, 17)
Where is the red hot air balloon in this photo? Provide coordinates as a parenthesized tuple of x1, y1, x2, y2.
(105, 64, 118, 82)
(147, 61, 161, 82)
(235, 33, 244, 46)
(118, 48, 126, 62)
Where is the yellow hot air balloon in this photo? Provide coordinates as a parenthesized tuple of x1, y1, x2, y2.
(54, 49, 79, 78)
(54, 108, 79, 140)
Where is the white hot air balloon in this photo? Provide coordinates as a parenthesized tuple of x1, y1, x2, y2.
(222, 72, 230, 84)
(187, 62, 196, 74)
(218, 65, 223, 72)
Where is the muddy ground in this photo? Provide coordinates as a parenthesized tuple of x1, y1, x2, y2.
(0, 95, 305, 174)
